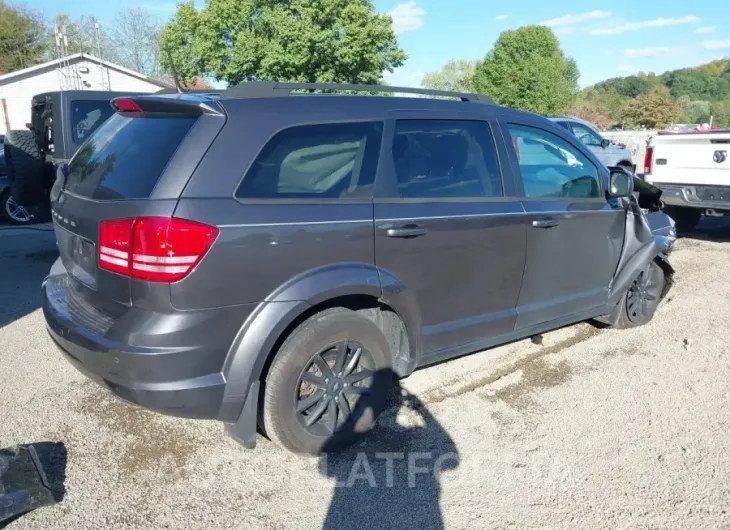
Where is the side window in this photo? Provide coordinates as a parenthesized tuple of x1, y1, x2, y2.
(508, 124, 601, 199)
(236, 121, 383, 199)
(390, 119, 502, 199)
(555, 121, 572, 131)
(569, 122, 604, 147)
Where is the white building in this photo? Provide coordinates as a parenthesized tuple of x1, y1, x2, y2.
(0, 53, 169, 135)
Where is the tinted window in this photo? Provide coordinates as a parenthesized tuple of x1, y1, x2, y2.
(71, 100, 116, 144)
(236, 122, 383, 199)
(390, 120, 502, 199)
(569, 122, 604, 147)
(508, 124, 601, 199)
(65, 114, 196, 200)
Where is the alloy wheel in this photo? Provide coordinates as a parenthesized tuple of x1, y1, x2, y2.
(4, 195, 33, 224)
(295, 340, 376, 437)
(626, 266, 660, 323)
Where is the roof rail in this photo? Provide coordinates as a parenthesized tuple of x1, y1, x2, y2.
(221, 80, 493, 103)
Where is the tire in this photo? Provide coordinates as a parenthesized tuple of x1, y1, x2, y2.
(262, 308, 394, 455)
(664, 206, 701, 232)
(0, 187, 35, 225)
(612, 261, 666, 329)
(4, 129, 44, 206)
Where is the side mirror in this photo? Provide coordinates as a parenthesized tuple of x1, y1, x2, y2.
(600, 138, 611, 148)
(607, 168, 634, 198)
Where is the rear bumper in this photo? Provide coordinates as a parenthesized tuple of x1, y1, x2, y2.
(653, 183, 730, 212)
(42, 266, 256, 421)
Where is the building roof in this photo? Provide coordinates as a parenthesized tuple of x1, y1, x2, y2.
(0, 53, 171, 88)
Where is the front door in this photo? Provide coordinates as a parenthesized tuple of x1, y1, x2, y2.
(373, 113, 526, 356)
(505, 122, 625, 329)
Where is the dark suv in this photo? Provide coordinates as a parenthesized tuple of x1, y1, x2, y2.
(42, 82, 675, 455)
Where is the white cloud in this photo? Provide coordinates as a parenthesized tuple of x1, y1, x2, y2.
(616, 65, 634, 72)
(695, 26, 716, 34)
(383, 69, 425, 90)
(624, 47, 672, 57)
(541, 10, 611, 28)
(590, 15, 700, 35)
(388, 1, 427, 34)
(702, 40, 730, 50)
(495, 14, 508, 21)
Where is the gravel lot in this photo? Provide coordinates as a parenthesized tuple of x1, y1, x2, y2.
(2, 220, 730, 529)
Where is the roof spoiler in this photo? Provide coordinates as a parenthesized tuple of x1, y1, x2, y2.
(110, 96, 223, 116)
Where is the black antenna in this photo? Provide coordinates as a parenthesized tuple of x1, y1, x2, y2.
(165, 46, 184, 94)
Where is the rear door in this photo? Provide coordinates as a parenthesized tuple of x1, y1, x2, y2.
(51, 99, 218, 309)
(373, 111, 526, 356)
(503, 120, 625, 329)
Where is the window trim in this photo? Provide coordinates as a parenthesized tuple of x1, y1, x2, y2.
(373, 115, 508, 203)
(506, 122, 605, 201)
(232, 118, 386, 205)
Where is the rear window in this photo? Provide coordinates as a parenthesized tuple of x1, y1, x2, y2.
(71, 100, 116, 143)
(65, 114, 196, 200)
(236, 121, 383, 199)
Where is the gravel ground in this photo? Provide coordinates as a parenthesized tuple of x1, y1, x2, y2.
(2, 220, 730, 529)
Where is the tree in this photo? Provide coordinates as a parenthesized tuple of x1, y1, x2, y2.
(680, 98, 712, 124)
(570, 100, 611, 130)
(47, 14, 117, 63)
(110, 8, 162, 77)
(421, 60, 477, 93)
(579, 86, 630, 123)
(0, 1, 47, 72)
(594, 75, 651, 98)
(472, 25, 578, 115)
(623, 86, 681, 129)
(160, 0, 407, 87)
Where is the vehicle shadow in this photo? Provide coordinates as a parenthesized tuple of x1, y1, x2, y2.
(678, 216, 730, 243)
(0, 225, 57, 330)
(320, 369, 459, 530)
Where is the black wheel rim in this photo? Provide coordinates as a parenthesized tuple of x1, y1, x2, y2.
(5, 195, 32, 223)
(295, 340, 376, 437)
(626, 266, 660, 323)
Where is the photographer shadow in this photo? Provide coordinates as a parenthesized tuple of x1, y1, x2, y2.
(320, 369, 459, 530)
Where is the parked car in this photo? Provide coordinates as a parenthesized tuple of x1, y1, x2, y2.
(1, 90, 147, 224)
(42, 82, 675, 455)
(549, 117, 634, 171)
(644, 129, 730, 231)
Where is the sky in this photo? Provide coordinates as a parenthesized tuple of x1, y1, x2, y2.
(31, 0, 730, 88)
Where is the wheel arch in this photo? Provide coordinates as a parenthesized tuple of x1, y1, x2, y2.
(220, 262, 422, 447)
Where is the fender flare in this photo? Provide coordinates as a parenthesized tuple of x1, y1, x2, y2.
(220, 262, 422, 446)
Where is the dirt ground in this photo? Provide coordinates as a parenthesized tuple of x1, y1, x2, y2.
(2, 219, 730, 529)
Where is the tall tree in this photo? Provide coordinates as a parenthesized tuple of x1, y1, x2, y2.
(421, 60, 477, 93)
(110, 8, 162, 77)
(48, 14, 117, 62)
(623, 86, 681, 129)
(0, 1, 47, 72)
(160, 0, 407, 87)
(472, 25, 578, 115)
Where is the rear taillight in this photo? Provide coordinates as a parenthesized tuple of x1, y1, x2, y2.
(99, 217, 219, 282)
(644, 146, 654, 176)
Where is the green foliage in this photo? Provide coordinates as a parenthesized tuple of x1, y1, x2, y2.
(569, 99, 611, 130)
(710, 100, 730, 128)
(472, 26, 578, 115)
(680, 98, 712, 124)
(421, 60, 477, 93)
(594, 75, 652, 98)
(160, 0, 407, 87)
(665, 68, 730, 100)
(623, 86, 681, 129)
(0, 1, 47, 72)
(578, 87, 630, 123)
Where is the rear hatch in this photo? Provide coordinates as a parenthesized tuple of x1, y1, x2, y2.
(647, 131, 730, 186)
(51, 95, 224, 313)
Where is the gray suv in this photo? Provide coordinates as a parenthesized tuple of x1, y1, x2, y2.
(42, 82, 674, 455)
(549, 117, 634, 171)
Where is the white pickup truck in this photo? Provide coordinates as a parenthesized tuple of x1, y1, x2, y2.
(644, 130, 730, 231)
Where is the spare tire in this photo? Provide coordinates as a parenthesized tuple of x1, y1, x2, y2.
(4, 129, 44, 206)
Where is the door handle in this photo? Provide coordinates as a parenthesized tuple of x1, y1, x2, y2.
(532, 217, 560, 228)
(385, 225, 427, 238)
